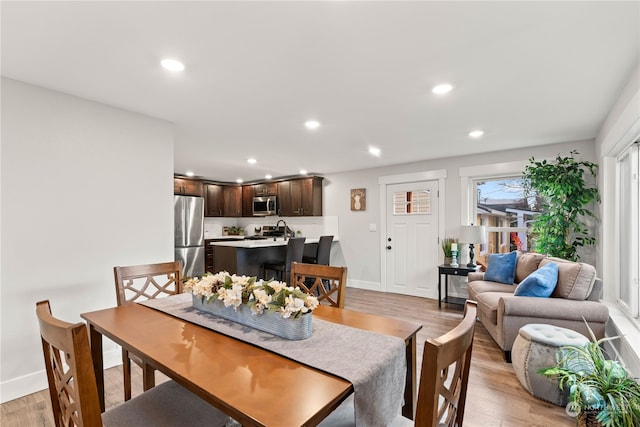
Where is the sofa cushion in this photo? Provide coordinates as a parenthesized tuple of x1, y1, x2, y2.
(541, 257, 596, 300)
(515, 252, 547, 283)
(475, 292, 505, 325)
(468, 280, 515, 301)
(484, 251, 518, 284)
(514, 262, 558, 297)
(468, 280, 515, 295)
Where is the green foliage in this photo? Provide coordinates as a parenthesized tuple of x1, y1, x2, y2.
(539, 326, 640, 427)
(441, 237, 459, 257)
(226, 226, 244, 235)
(523, 150, 600, 261)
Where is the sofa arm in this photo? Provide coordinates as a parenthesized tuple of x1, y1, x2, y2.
(468, 272, 485, 282)
(499, 296, 609, 323)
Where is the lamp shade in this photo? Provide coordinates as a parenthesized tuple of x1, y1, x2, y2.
(459, 225, 487, 244)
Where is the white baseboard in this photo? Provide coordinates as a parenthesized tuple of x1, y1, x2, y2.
(1, 348, 122, 404)
(347, 280, 382, 292)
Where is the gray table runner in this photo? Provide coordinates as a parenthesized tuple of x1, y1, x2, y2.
(141, 294, 406, 426)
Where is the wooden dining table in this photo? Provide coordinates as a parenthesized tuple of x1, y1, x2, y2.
(81, 302, 422, 426)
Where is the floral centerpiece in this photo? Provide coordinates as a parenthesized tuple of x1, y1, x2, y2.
(183, 271, 319, 339)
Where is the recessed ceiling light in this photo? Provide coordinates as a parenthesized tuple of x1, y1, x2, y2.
(304, 120, 320, 130)
(468, 130, 485, 138)
(265, 174, 273, 180)
(299, 169, 308, 175)
(432, 83, 454, 95)
(185, 171, 195, 177)
(236, 178, 243, 184)
(247, 158, 257, 164)
(161, 59, 185, 72)
(369, 146, 381, 157)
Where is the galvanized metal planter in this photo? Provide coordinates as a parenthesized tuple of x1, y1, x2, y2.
(192, 295, 312, 340)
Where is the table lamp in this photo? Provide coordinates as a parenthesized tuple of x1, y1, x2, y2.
(459, 225, 487, 267)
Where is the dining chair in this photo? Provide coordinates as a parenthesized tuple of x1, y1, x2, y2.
(113, 260, 182, 401)
(262, 237, 305, 283)
(302, 235, 334, 265)
(290, 262, 347, 308)
(319, 300, 478, 427)
(36, 300, 231, 427)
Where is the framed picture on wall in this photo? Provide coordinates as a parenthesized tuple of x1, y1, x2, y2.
(350, 188, 366, 211)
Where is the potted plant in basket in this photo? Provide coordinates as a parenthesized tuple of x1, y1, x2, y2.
(538, 326, 640, 427)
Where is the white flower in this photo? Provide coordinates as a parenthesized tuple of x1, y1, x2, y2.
(219, 283, 244, 310)
(250, 288, 272, 315)
(304, 295, 319, 311)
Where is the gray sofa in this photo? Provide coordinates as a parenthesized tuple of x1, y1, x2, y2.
(467, 252, 609, 362)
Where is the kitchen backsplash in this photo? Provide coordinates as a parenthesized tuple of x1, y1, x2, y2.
(204, 216, 339, 241)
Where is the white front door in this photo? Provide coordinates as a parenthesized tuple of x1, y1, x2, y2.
(385, 180, 439, 298)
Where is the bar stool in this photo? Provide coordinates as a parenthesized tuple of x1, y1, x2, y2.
(262, 237, 305, 283)
(302, 235, 333, 265)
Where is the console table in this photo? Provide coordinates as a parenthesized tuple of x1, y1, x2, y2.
(438, 264, 481, 308)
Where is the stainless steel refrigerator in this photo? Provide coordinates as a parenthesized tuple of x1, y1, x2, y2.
(174, 195, 205, 278)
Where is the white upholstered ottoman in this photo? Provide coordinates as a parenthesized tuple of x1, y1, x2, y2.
(512, 324, 589, 406)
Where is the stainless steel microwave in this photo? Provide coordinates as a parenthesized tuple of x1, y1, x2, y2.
(252, 196, 277, 216)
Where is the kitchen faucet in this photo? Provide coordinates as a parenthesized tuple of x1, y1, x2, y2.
(275, 219, 289, 240)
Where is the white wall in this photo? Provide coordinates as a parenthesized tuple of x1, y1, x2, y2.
(0, 79, 175, 402)
(324, 139, 597, 292)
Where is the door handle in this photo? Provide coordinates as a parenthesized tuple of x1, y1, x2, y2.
(386, 245, 392, 250)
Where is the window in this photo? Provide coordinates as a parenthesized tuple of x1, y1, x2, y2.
(460, 161, 541, 265)
(472, 177, 541, 265)
(393, 190, 431, 215)
(617, 143, 639, 319)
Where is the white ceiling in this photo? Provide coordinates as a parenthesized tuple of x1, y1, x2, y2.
(2, 1, 639, 183)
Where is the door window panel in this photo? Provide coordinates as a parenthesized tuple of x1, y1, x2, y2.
(393, 190, 431, 215)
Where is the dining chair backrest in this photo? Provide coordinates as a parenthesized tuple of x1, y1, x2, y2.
(290, 262, 347, 308)
(113, 261, 182, 306)
(37, 300, 232, 427)
(113, 260, 182, 401)
(415, 300, 477, 427)
(37, 300, 104, 427)
(315, 235, 334, 265)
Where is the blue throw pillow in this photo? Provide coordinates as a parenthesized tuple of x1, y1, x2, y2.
(514, 262, 559, 297)
(484, 251, 518, 284)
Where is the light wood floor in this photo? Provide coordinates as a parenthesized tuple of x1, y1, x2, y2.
(1, 288, 574, 426)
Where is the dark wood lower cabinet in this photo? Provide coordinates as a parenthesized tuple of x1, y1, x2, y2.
(204, 240, 215, 273)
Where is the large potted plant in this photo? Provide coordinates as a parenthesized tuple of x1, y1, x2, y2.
(539, 329, 640, 427)
(523, 150, 600, 261)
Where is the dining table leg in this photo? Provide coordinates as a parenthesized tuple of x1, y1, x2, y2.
(402, 334, 417, 419)
(88, 323, 105, 412)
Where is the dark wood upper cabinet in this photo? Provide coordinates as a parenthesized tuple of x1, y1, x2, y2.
(223, 186, 242, 217)
(277, 177, 323, 216)
(253, 183, 277, 197)
(205, 184, 242, 217)
(205, 184, 224, 217)
(242, 185, 254, 217)
(190, 176, 322, 218)
(174, 178, 203, 196)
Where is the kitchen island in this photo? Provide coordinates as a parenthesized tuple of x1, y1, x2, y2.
(210, 238, 321, 279)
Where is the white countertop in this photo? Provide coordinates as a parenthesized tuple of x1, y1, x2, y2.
(209, 237, 321, 248)
(204, 235, 246, 240)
